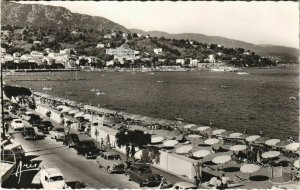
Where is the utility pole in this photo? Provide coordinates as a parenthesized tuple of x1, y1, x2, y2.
(1, 63, 6, 140)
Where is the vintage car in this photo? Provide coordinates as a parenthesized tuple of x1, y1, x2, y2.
(11, 119, 25, 130)
(22, 111, 35, 121)
(16, 107, 27, 116)
(96, 151, 125, 173)
(1, 144, 25, 162)
(37, 121, 54, 134)
(74, 140, 98, 159)
(125, 163, 161, 187)
(39, 167, 70, 189)
(63, 133, 80, 148)
(22, 127, 37, 140)
(49, 128, 65, 141)
(172, 182, 198, 190)
(3, 110, 11, 121)
(28, 114, 41, 126)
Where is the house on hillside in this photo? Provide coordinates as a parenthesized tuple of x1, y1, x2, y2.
(1, 48, 6, 55)
(30, 51, 44, 58)
(206, 54, 216, 63)
(33, 41, 42, 45)
(244, 51, 251, 55)
(176, 59, 185, 65)
(13, 52, 22, 58)
(153, 48, 163, 54)
(104, 34, 112, 39)
(97, 43, 105, 48)
(190, 59, 199, 67)
(106, 44, 136, 61)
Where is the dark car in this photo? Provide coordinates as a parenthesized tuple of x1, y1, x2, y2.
(125, 163, 161, 187)
(63, 133, 80, 148)
(28, 115, 41, 126)
(37, 121, 54, 133)
(22, 127, 37, 140)
(17, 107, 27, 116)
(74, 140, 98, 159)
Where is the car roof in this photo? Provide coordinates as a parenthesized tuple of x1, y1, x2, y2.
(102, 151, 120, 156)
(25, 111, 34, 115)
(174, 182, 197, 188)
(132, 163, 150, 169)
(43, 168, 63, 177)
(12, 119, 22, 121)
(24, 127, 34, 129)
(4, 144, 22, 150)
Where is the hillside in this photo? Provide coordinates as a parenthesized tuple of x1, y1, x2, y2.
(1, 1, 128, 32)
(130, 29, 299, 61)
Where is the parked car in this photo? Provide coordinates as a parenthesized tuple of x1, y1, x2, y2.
(11, 119, 25, 130)
(39, 167, 70, 189)
(28, 114, 41, 126)
(172, 182, 198, 189)
(74, 140, 98, 159)
(125, 163, 161, 187)
(96, 151, 125, 173)
(49, 128, 65, 141)
(63, 133, 80, 148)
(22, 111, 35, 121)
(38, 121, 54, 133)
(17, 107, 27, 116)
(22, 127, 37, 140)
(3, 110, 11, 121)
(1, 144, 25, 162)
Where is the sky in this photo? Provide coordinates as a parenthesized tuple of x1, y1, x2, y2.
(20, 1, 299, 48)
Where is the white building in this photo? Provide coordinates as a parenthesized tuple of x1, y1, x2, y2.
(190, 59, 199, 67)
(244, 51, 251, 55)
(106, 44, 136, 61)
(1, 48, 6, 55)
(13, 52, 21, 57)
(176, 59, 185, 65)
(153, 48, 163, 54)
(30, 51, 44, 58)
(33, 41, 42, 45)
(207, 54, 216, 63)
(97, 43, 105, 48)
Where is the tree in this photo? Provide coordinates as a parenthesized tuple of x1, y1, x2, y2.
(3, 85, 32, 99)
(116, 130, 151, 159)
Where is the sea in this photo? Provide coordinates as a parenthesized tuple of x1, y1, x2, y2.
(5, 67, 299, 140)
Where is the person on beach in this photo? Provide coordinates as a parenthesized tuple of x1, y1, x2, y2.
(131, 144, 136, 161)
(259, 129, 263, 137)
(100, 138, 104, 149)
(194, 176, 200, 188)
(216, 177, 222, 189)
(221, 173, 228, 189)
(4, 122, 9, 133)
(126, 144, 130, 161)
(243, 128, 247, 134)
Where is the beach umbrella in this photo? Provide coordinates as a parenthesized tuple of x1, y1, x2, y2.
(230, 145, 247, 152)
(212, 129, 226, 135)
(254, 137, 270, 144)
(212, 155, 231, 164)
(261, 151, 280, 159)
(285, 142, 300, 152)
(151, 136, 164, 143)
(246, 135, 261, 142)
(163, 140, 179, 147)
(197, 126, 211, 132)
(293, 160, 299, 168)
(204, 138, 219, 145)
(61, 107, 72, 113)
(166, 130, 181, 139)
(229, 132, 243, 138)
(183, 124, 196, 129)
(74, 112, 84, 118)
(265, 139, 281, 147)
(175, 145, 193, 154)
(193, 150, 211, 158)
(187, 134, 201, 138)
(275, 140, 290, 148)
(240, 164, 261, 174)
(83, 114, 92, 120)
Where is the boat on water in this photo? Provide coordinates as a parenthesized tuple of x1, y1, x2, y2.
(157, 80, 163, 83)
(220, 84, 230, 89)
(290, 96, 296, 100)
(95, 92, 106, 95)
(42, 87, 52, 91)
(237, 71, 248, 75)
(211, 67, 241, 72)
(90, 88, 96, 92)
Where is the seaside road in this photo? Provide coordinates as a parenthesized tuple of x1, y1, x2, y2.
(11, 132, 139, 189)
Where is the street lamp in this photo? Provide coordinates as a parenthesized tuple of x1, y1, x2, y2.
(1, 62, 6, 140)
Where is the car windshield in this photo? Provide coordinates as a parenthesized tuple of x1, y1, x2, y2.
(49, 176, 64, 182)
(70, 135, 79, 141)
(108, 155, 121, 160)
(138, 166, 152, 173)
(56, 128, 64, 132)
(15, 120, 22, 123)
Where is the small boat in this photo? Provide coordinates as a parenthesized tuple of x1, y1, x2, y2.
(290, 96, 296, 100)
(221, 84, 230, 89)
(95, 92, 106, 95)
(175, 117, 184, 121)
(90, 88, 96, 92)
(237, 72, 248, 75)
(149, 72, 156, 75)
(42, 87, 52, 91)
(157, 80, 163, 83)
(95, 89, 100, 92)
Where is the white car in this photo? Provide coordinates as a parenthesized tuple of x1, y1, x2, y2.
(11, 119, 25, 130)
(49, 128, 65, 141)
(22, 111, 35, 121)
(172, 182, 198, 189)
(40, 168, 70, 189)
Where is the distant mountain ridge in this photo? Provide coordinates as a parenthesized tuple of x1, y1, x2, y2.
(1, 1, 128, 32)
(130, 29, 299, 60)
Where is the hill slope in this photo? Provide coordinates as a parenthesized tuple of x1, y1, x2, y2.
(130, 29, 299, 60)
(1, 1, 128, 32)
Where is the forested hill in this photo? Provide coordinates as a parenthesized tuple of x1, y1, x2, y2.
(1, 1, 128, 33)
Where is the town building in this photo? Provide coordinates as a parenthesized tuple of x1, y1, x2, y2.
(13, 52, 22, 57)
(190, 59, 199, 67)
(30, 51, 44, 58)
(176, 59, 185, 65)
(154, 48, 163, 54)
(244, 51, 251, 55)
(206, 54, 216, 63)
(1, 48, 6, 55)
(97, 43, 105, 48)
(33, 41, 42, 45)
(106, 44, 136, 61)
